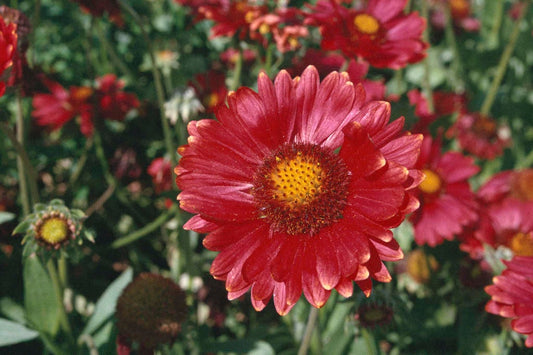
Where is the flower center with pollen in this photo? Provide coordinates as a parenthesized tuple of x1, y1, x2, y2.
(354, 13, 380, 35)
(253, 143, 351, 236)
(419, 169, 442, 194)
(510, 232, 533, 257)
(270, 153, 323, 208)
(39, 217, 69, 245)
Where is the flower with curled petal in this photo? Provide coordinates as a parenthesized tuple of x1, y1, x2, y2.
(306, 0, 427, 69)
(485, 256, 533, 347)
(175, 66, 423, 315)
(409, 135, 479, 247)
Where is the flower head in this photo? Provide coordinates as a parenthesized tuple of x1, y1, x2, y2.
(32, 79, 93, 136)
(164, 87, 204, 125)
(485, 256, 533, 347)
(13, 199, 92, 258)
(447, 112, 511, 160)
(0, 13, 18, 97)
(176, 66, 423, 315)
(95, 74, 139, 123)
(199, 0, 268, 41)
(148, 157, 173, 194)
(409, 135, 479, 247)
(355, 302, 394, 329)
(307, 0, 427, 69)
(115, 273, 187, 351)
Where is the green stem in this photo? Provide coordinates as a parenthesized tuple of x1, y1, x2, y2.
(94, 20, 135, 80)
(297, 307, 319, 355)
(69, 136, 93, 186)
(119, 0, 177, 167)
(480, 1, 530, 116)
(46, 260, 73, 342)
(11, 91, 31, 216)
(92, 130, 116, 187)
(112, 204, 178, 248)
(444, 4, 464, 92)
(488, 0, 505, 46)
(421, 0, 434, 113)
(230, 48, 243, 92)
(361, 327, 379, 355)
(58, 255, 68, 290)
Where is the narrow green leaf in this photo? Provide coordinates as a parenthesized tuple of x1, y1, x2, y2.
(0, 212, 15, 225)
(23, 255, 60, 336)
(12, 220, 31, 236)
(0, 298, 26, 324)
(82, 268, 133, 335)
(0, 318, 39, 347)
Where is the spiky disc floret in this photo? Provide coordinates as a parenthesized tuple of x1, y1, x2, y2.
(115, 273, 187, 350)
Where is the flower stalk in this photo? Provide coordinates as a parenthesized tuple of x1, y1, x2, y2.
(118, 0, 177, 168)
(480, 1, 530, 116)
(297, 307, 319, 355)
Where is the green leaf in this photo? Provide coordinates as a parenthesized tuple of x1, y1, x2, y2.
(23, 256, 60, 336)
(82, 268, 133, 335)
(0, 298, 26, 324)
(12, 220, 31, 236)
(0, 318, 39, 347)
(0, 212, 15, 225)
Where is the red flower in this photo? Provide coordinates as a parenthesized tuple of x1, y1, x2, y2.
(289, 51, 387, 103)
(447, 112, 511, 160)
(430, 0, 480, 32)
(307, 0, 427, 69)
(478, 169, 533, 204)
(199, 0, 268, 41)
(70, 0, 123, 26)
(189, 69, 228, 113)
(148, 158, 173, 194)
(408, 89, 466, 132)
(485, 256, 533, 347)
(95, 74, 139, 122)
(460, 169, 533, 259)
(0, 14, 17, 97)
(32, 79, 93, 135)
(409, 135, 479, 247)
(176, 66, 423, 314)
(250, 7, 308, 53)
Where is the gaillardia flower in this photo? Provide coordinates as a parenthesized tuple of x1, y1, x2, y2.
(306, 0, 427, 69)
(13, 199, 93, 258)
(485, 256, 533, 347)
(176, 66, 423, 315)
(447, 111, 511, 160)
(409, 135, 479, 247)
(115, 273, 187, 352)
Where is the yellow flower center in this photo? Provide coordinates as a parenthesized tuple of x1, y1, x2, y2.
(206, 93, 219, 108)
(39, 217, 69, 245)
(245, 11, 256, 24)
(353, 13, 380, 35)
(270, 152, 324, 209)
(71, 87, 93, 103)
(511, 169, 533, 201)
(259, 23, 270, 35)
(449, 0, 469, 16)
(510, 232, 533, 257)
(253, 143, 350, 235)
(419, 169, 442, 194)
(288, 36, 299, 49)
